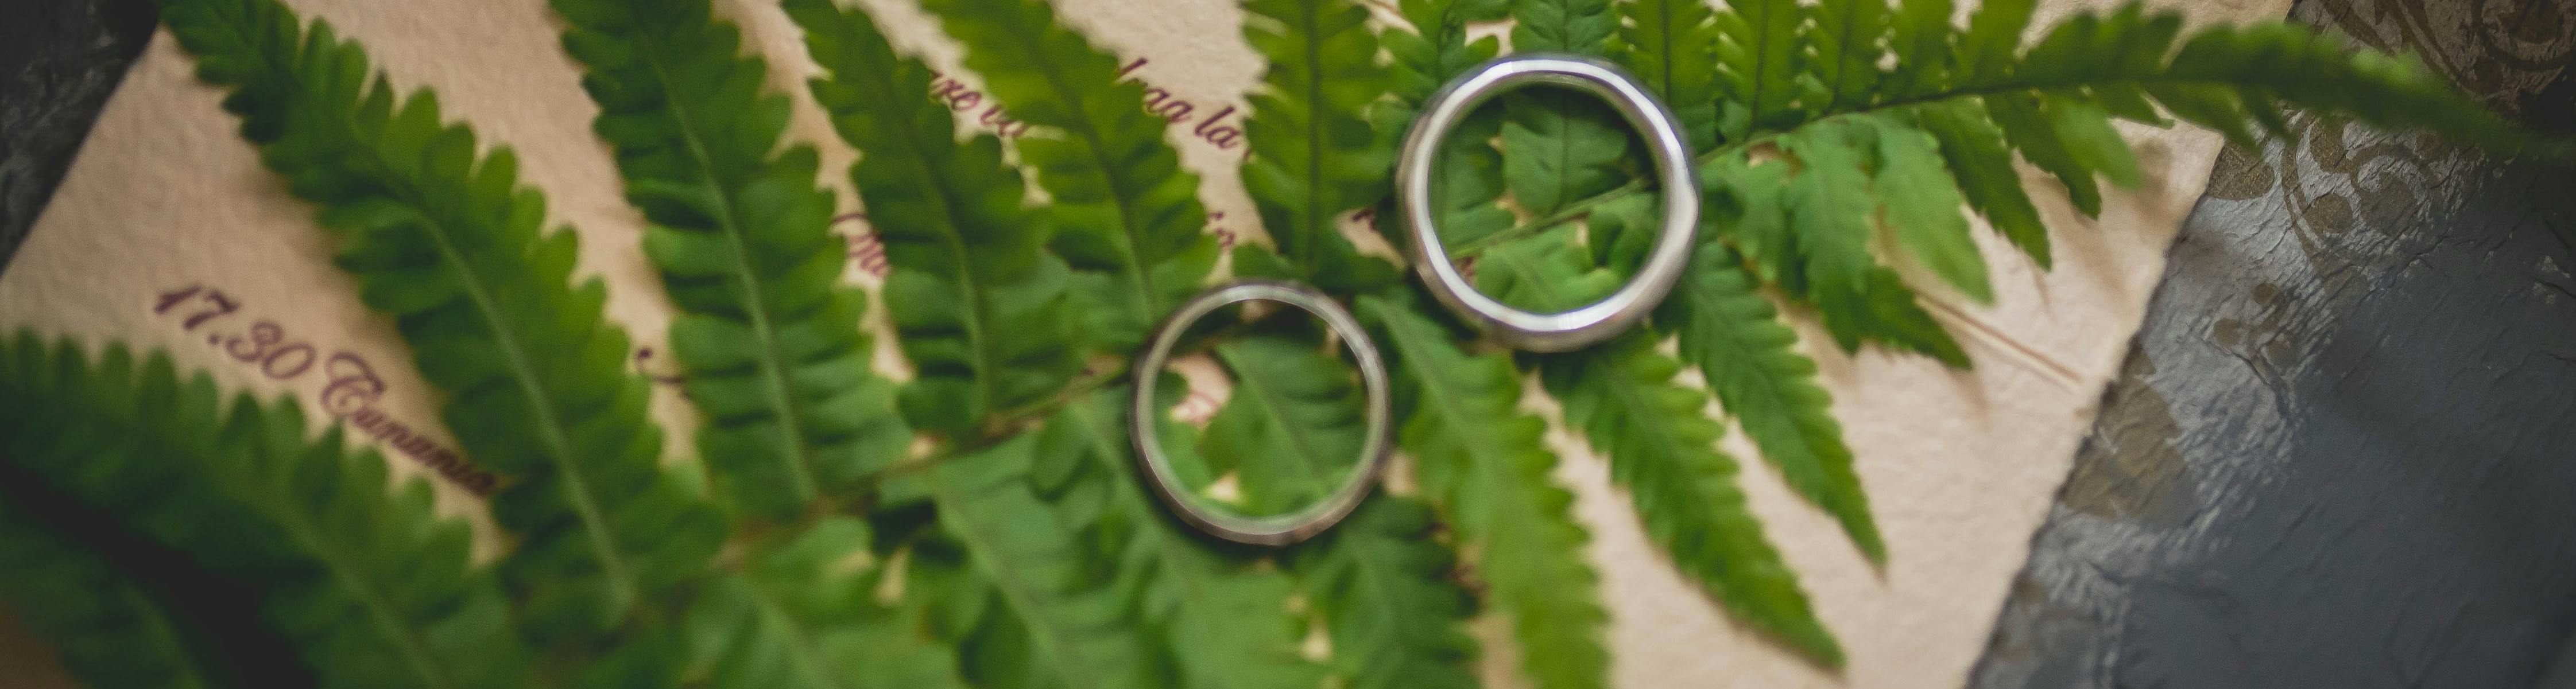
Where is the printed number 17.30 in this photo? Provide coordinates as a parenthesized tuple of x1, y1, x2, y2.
(155, 285, 239, 330)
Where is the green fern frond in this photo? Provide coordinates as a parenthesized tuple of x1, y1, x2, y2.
(1238, 0, 1400, 294)
(0, 335, 529, 689)
(1377, 0, 1515, 254)
(1289, 496, 1483, 689)
(911, 431, 1165, 689)
(1510, 0, 1616, 55)
(1953, 0, 2033, 89)
(1203, 334, 1374, 513)
(684, 517, 967, 689)
(1803, 0, 1888, 115)
(787, 0, 1084, 439)
(1363, 296, 1609, 689)
(1773, 119, 1968, 361)
(1656, 244, 1887, 566)
(1476, 224, 1845, 666)
(1195, 334, 1486, 688)
(0, 502, 228, 689)
(1500, 95, 1634, 220)
(157, 0, 725, 637)
(555, 0, 910, 519)
(1881, 0, 1954, 101)
(1500, 0, 1631, 221)
(1915, 97, 2052, 266)
(1614, 0, 1723, 151)
(1053, 388, 1320, 689)
(1386, 0, 1509, 107)
(1541, 334, 1843, 667)
(1493, 1, 2508, 316)
(1713, 0, 1805, 138)
(1865, 114, 1991, 302)
(924, 0, 1218, 351)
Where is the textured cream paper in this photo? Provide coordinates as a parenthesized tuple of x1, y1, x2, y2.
(0, 0, 2284, 686)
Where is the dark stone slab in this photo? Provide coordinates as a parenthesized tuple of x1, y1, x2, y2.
(0, 0, 156, 271)
(1969, 0, 2576, 686)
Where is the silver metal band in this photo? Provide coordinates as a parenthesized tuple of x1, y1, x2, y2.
(1394, 53, 1702, 352)
(1129, 279, 1392, 546)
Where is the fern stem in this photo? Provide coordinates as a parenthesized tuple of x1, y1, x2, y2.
(249, 486, 455, 687)
(616, 6, 824, 506)
(1213, 342, 1347, 493)
(1445, 76, 2203, 259)
(984, 314, 1276, 439)
(967, 2, 1163, 314)
(739, 580, 853, 689)
(1290, 0, 1331, 277)
(410, 199, 641, 613)
(924, 451, 1142, 689)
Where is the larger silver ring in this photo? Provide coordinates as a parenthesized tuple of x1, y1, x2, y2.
(1396, 53, 1700, 352)
(1130, 279, 1392, 546)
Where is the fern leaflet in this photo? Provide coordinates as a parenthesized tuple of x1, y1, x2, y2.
(1203, 334, 1373, 513)
(788, 0, 1084, 439)
(1188, 334, 1486, 688)
(1614, 0, 1724, 151)
(1510, 0, 1615, 55)
(1288, 496, 1483, 689)
(1658, 244, 1888, 565)
(0, 336, 529, 689)
(157, 0, 725, 637)
(1237, 0, 1401, 294)
(909, 431, 1164, 689)
(924, 0, 1218, 351)
(1055, 388, 1322, 689)
(1804, 0, 1889, 114)
(1477, 225, 1846, 665)
(556, 0, 910, 520)
(1714, 0, 1805, 138)
(683, 517, 967, 689)
(1363, 296, 1609, 689)
(0, 491, 230, 689)
(1915, 97, 2052, 266)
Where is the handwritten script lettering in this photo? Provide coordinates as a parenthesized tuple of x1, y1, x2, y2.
(154, 283, 499, 495)
(927, 57, 1245, 153)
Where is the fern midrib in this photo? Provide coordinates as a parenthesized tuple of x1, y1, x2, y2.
(232, 471, 454, 688)
(1450, 72, 2243, 259)
(238, 24, 645, 613)
(115, 586, 222, 689)
(1647, 0, 1682, 103)
(929, 478, 1120, 689)
(1334, 519, 1434, 678)
(843, 68, 1008, 434)
(1213, 345, 1343, 501)
(1376, 308, 1585, 680)
(1262, 0, 1337, 278)
(1693, 305, 1839, 501)
(1583, 355, 1759, 573)
(742, 577, 859, 689)
(1374, 312, 1532, 530)
(623, 16, 825, 506)
(1063, 397, 1257, 647)
(1819, 1, 1866, 110)
(1744, 0, 1791, 123)
(407, 201, 642, 613)
(991, 17, 1164, 318)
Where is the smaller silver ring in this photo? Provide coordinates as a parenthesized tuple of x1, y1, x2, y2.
(1130, 279, 1392, 546)
(1396, 53, 1701, 352)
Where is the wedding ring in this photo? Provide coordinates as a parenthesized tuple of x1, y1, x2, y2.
(1129, 280, 1392, 546)
(1394, 53, 1701, 352)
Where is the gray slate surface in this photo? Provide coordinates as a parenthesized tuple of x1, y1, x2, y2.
(0, 0, 155, 268)
(1967, 0, 2576, 686)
